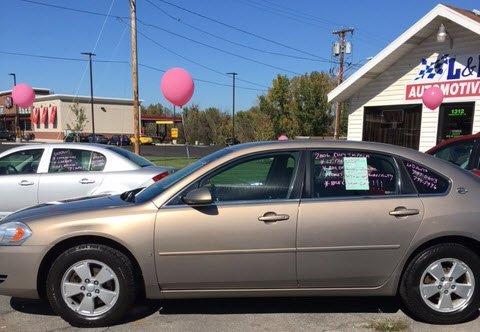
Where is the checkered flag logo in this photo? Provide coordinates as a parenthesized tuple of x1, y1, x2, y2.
(414, 54, 449, 80)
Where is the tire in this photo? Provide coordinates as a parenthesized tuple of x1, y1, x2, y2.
(399, 243, 480, 324)
(46, 244, 138, 327)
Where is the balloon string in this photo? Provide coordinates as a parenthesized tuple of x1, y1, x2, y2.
(180, 108, 190, 160)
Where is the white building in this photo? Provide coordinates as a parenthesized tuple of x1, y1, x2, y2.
(328, 4, 480, 151)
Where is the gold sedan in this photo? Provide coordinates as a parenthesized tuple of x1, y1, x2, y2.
(0, 140, 479, 327)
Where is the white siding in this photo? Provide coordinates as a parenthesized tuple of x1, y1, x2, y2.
(346, 22, 480, 150)
(473, 102, 480, 134)
(418, 105, 439, 152)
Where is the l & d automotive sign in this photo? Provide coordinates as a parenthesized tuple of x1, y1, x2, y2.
(405, 53, 480, 100)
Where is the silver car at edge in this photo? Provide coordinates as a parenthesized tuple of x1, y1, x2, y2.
(0, 143, 172, 218)
(0, 140, 479, 327)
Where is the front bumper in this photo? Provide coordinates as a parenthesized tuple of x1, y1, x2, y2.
(0, 245, 49, 299)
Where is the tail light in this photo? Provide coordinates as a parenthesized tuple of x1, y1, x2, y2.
(152, 171, 169, 182)
(472, 169, 480, 177)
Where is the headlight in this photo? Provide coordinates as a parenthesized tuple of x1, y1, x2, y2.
(0, 222, 32, 246)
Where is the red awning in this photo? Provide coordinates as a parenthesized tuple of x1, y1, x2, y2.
(31, 107, 39, 125)
(40, 107, 48, 125)
(48, 106, 57, 124)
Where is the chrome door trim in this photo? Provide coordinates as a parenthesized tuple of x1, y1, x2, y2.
(297, 244, 401, 253)
(158, 247, 296, 256)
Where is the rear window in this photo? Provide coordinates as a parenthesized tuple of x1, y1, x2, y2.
(402, 160, 449, 194)
(310, 150, 399, 198)
(49, 149, 107, 172)
(433, 140, 474, 169)
(106, 146, 154, 167)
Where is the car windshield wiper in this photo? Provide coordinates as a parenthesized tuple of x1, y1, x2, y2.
(120, 187, 145, 202)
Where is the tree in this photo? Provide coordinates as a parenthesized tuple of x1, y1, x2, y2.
(66, 103, 88, 132)
(259, 72, 335, 138)
(236, 106, 274, 142)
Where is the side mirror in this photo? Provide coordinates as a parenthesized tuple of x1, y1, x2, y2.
(181, 187, 213, 206)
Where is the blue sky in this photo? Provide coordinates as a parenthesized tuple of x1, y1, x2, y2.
(1, 0, 479, 112)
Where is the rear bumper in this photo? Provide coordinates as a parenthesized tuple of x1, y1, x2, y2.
(0, 245, 48, 299)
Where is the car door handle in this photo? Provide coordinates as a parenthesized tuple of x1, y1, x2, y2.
(258, 212, 290, 223)
(389, 207, 420, 217)
(18, 180, 34, 186)
(79, 178, 95, 184)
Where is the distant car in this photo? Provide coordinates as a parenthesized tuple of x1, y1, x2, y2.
(87, 134, 109, 144)
(225, 137, 240, 146)
(108, 135, 130, 146)
(0, 143, 172, 218)
(426, 133, 479, 176)
(130, 134, 153, 145)
(64, 133, 83, 143)
(0, 130, 15, 142)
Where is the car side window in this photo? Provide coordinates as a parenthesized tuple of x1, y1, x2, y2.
(433, 140, 474, 169)
(402, 160, 449, 194)
(171, 152, 300, 204)
(0, 149, 44, 175)
(49, 149, 107, 173)
(310, 150, 399, 198)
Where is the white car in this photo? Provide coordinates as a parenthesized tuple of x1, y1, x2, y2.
(0, 143, 172, 218)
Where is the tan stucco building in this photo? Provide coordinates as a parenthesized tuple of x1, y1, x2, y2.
(32, 94, 135, 141)
(328, 5, 480, 152)
(1, 89, 135, 141)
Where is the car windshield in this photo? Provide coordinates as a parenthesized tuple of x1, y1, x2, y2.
(134, 147, 233, 203)
(105, 146, 154, 168)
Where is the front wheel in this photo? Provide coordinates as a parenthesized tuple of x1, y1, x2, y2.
(399, 243, 480, 324)
(46, 244, 138, 327)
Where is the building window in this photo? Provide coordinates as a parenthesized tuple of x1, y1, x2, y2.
(363, 104, 422, 150)
(437, 102, 474, 143)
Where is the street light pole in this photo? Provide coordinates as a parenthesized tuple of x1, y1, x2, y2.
(227, 72, 237, 141)
(81, 52, 96, 140)
(8, 73, 20, 142)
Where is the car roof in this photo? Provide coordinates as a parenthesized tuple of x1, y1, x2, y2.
(1, 143, 118, 154)
(426, 133, 480, 154)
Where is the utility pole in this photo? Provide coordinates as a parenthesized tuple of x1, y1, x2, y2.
(130, 0, 141, 155)
(81, 52, 96, 140)
(332, 28, 353, 140)
(227, 72, 237, 142)
(8, 73, 20, 142)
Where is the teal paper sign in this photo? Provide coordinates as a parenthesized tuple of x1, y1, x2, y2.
(343, 157, 369, 190)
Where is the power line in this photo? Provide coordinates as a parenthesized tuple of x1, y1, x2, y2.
(137, 20, 302, 75)
(257, 0, 388, 45)
(0, 50, 267, 92)
(72, 0, 116, 101)
(154, 0, 328, 60)
(144, 0, 321, 62)
(236, 0, 332, 30)
(14, 0, 271, 89)
(116, 17, 269, 89)
(16, 0, 125, 18)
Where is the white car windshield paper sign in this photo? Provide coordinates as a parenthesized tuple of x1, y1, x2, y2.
(343, 157, 369, 190)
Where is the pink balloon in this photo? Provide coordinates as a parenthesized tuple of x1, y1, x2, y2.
(11, 83, 35, 108)
(160, 68, 194, 107)
(422, 86, 444, 110)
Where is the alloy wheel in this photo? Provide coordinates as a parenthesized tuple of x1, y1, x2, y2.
(60, 259, 120, 317)
(419, 258, 475, 313)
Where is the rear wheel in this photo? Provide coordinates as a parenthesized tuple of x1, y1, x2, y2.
(400, 243, 480, 324)
(46, 244, 138, 327)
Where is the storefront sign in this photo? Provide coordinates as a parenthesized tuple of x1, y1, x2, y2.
(406, 53, 480, 100)
(171, 127, 179, 139)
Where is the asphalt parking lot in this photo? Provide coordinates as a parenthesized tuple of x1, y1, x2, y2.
(1, 295, 480, 331)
